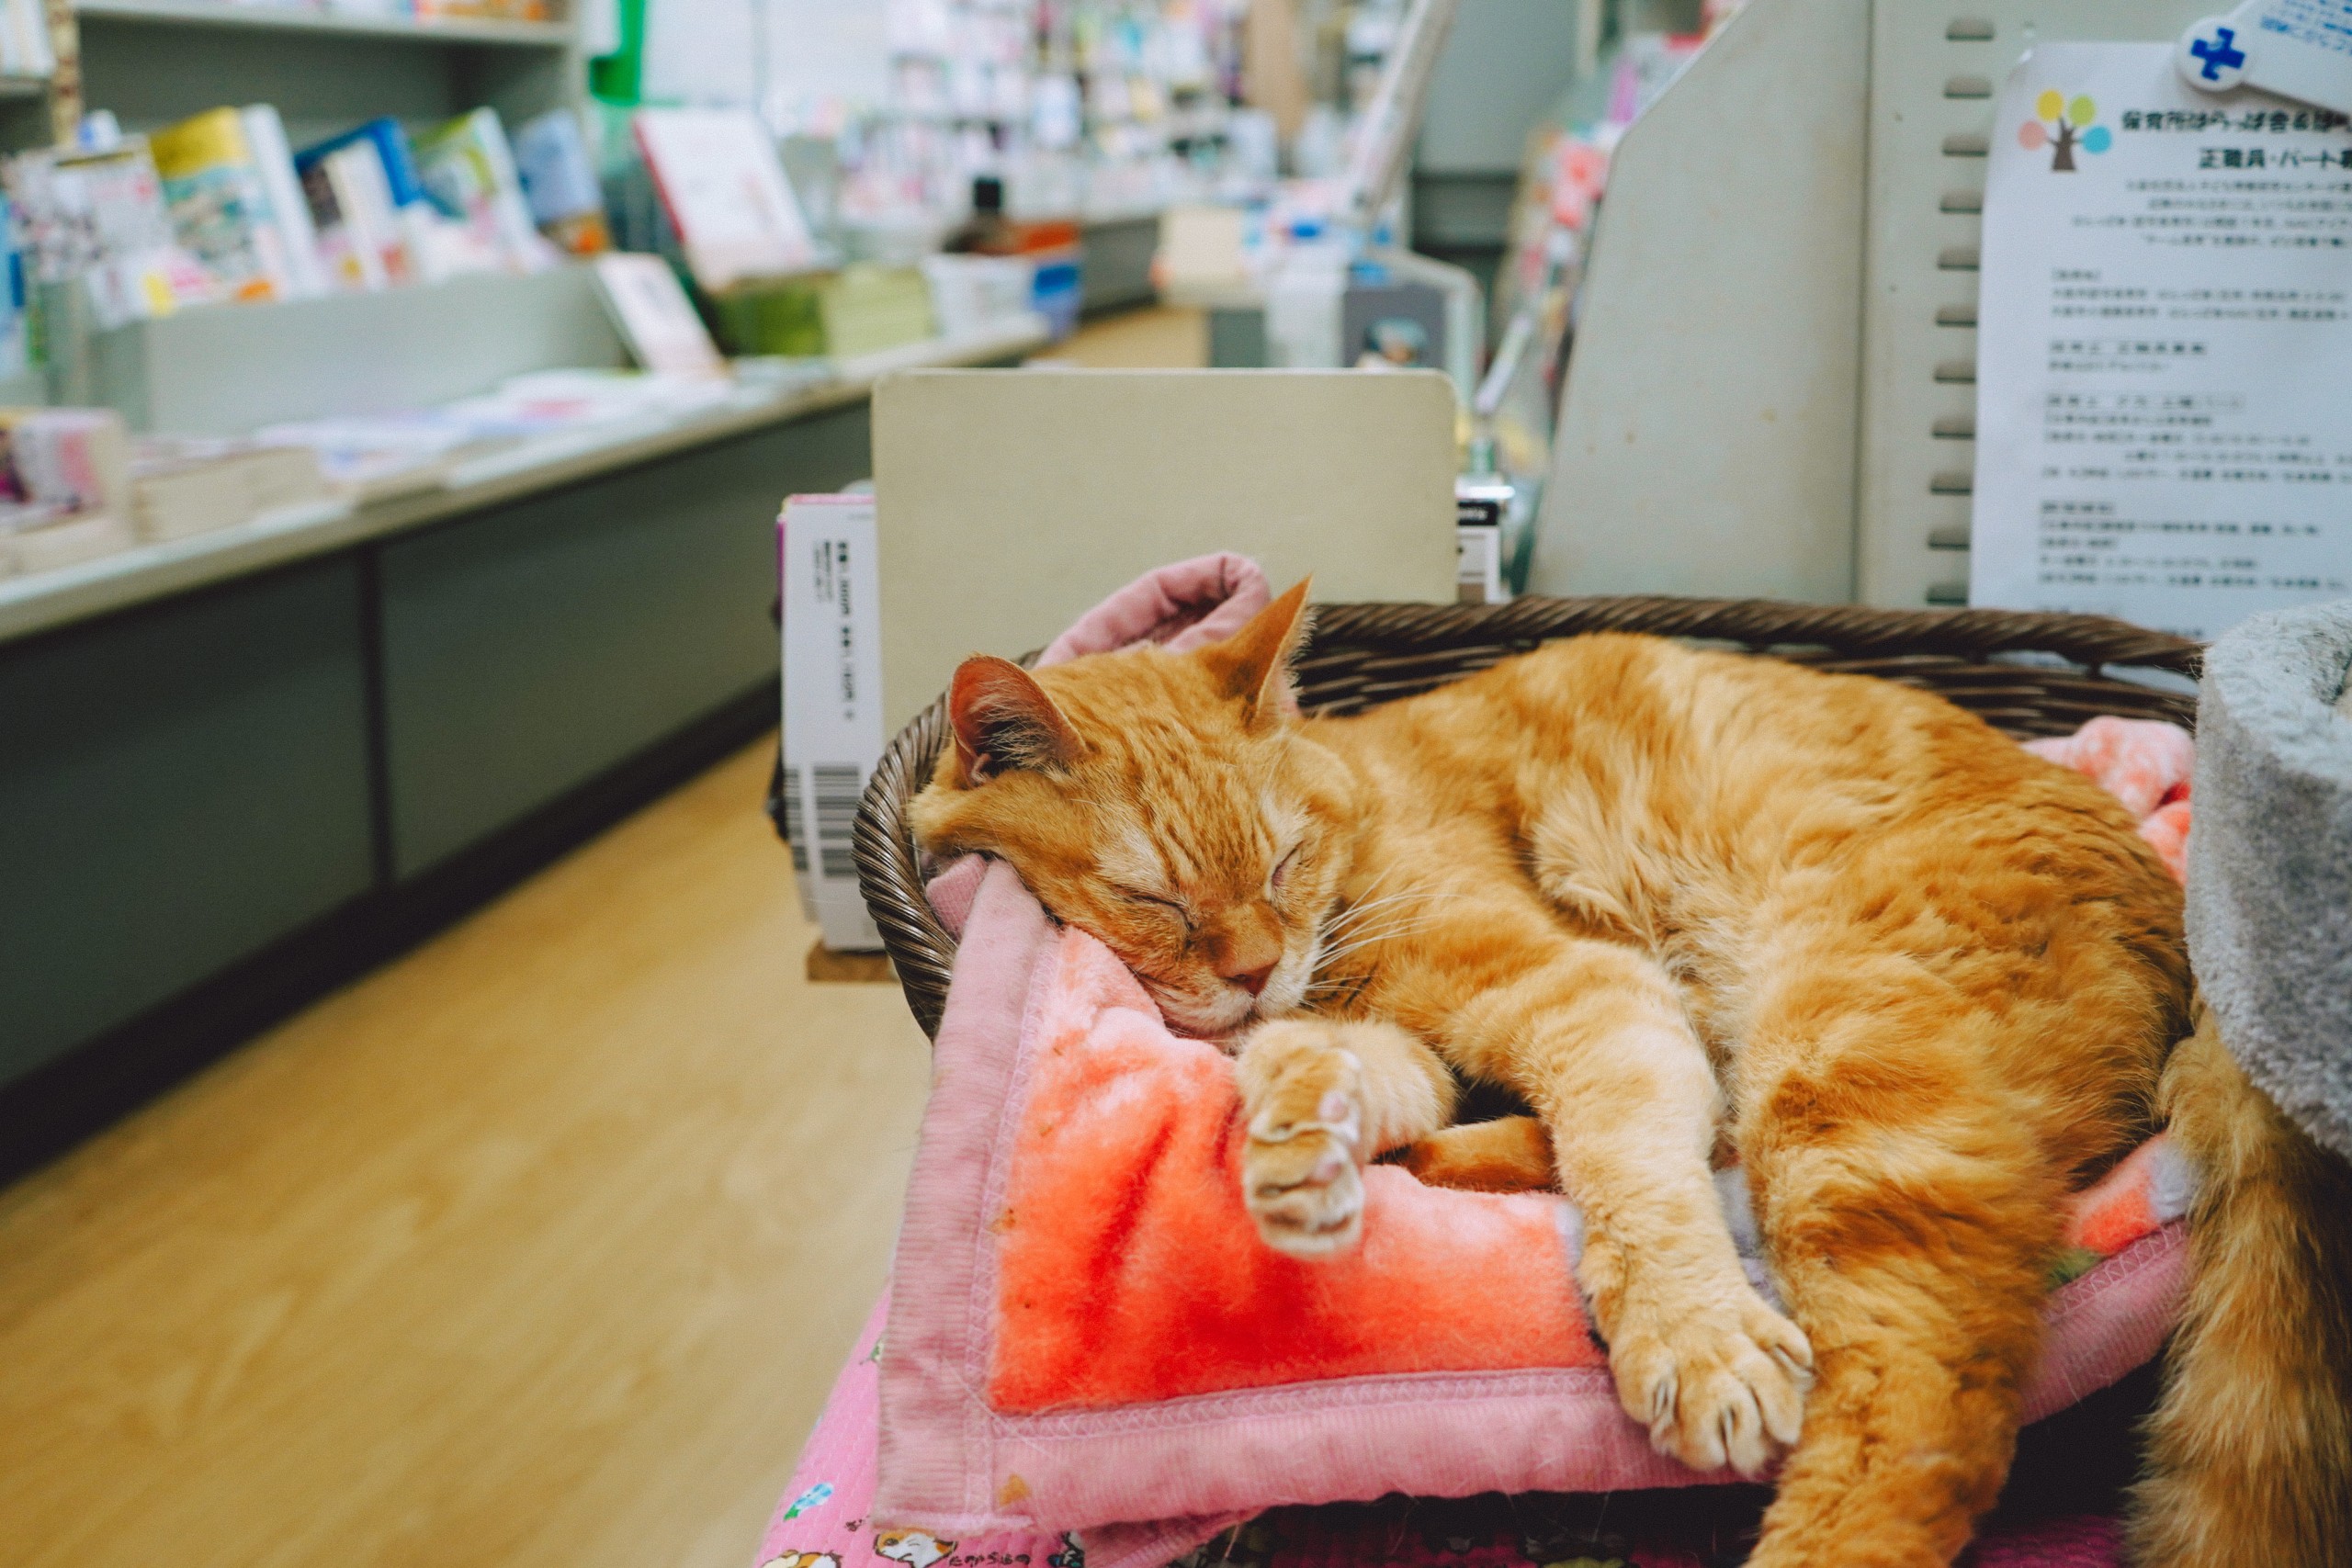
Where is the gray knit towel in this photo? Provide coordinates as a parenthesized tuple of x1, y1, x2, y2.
(2185, 599, 2352, 1162)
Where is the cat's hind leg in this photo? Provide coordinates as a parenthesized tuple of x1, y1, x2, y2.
(1235, 1019, 1455, 1258)
(1399, 1115, 1555, 1192)
(1735, 985, 2068, 1568)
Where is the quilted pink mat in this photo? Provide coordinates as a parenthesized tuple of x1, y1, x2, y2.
(755, 1299, 2132, 1568)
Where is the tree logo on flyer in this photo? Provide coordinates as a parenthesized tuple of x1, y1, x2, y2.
(2019, 90, 2113, 171)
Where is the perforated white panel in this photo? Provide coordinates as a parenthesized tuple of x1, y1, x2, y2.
(1533, 0, 1870, 603)
(1547, 0, 2222, 606)
(1855, 1, 2209, 607)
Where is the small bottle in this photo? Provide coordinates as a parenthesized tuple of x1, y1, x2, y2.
(944, 175, 1010, 254)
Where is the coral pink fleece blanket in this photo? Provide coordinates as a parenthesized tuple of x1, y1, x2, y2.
(757, 560, 2200, 1568)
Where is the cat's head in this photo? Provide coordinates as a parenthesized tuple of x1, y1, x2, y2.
(910, 581, 1357, 1039)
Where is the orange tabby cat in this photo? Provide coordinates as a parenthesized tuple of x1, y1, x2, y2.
(908, 582, 2303, 1564)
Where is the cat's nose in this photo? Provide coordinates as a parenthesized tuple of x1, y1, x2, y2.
(1224, 962, 1275, 997)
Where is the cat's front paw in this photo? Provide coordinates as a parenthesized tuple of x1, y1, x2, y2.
(1605, 1284, 1813, 1479)
(1246, 1090, 1363, 1258)
(1240, 1027, 1365, 1258)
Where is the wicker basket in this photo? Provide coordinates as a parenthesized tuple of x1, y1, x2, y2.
(854, 595, 2202, 1039)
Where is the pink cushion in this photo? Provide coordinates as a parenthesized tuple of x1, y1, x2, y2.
(869, 858, 2188, 1541)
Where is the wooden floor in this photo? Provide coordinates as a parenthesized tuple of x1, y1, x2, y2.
(0, 741, 932, 1568)
(0, 307, 1205, 1568)
(1043, 303, 1207, 368)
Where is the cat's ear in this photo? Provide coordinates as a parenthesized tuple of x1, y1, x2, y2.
(1202, 577, 1312, 725)
(947, 655, 1080, 783)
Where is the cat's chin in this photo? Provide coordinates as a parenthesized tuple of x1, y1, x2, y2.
(1153, 993, 1261, 1043)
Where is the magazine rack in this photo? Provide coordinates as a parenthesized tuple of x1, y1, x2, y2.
(1536, 0, 2211, 610)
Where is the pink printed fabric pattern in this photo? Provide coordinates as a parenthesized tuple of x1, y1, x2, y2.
(754, 1293, 1091, 1568)
(759, 562, 2202, 1568)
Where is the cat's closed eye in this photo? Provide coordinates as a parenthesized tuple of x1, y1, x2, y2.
(1269, 846, 1302, 894)
(1119, 888, 1192, 928)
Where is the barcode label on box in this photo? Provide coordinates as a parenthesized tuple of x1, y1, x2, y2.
(780, 778, 808, 875)
(811, 763, 863, 880)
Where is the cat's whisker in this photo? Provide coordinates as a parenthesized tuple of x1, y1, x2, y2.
(1316, 889, 1461, 948)
(1322, 899, 1415, 936)
(1313, 919, 1432, 959)
(1327, 886, 1464, 922)
(1309, 919, 1445, 970)
(1319, 864, 1413, 919)
(1317, 911, 1420, 949)
(1318, 911, 1444, 949)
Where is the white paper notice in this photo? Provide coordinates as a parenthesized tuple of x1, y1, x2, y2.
(1973, 42, 2352, 638)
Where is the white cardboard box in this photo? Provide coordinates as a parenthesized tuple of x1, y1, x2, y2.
(780, 492, 886, 952)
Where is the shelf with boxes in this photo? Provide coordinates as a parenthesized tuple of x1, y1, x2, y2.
(0, 0, 1094, 1177)
(0, 297, 1046, 641)
(0, 39, 1068, 1171)
(0, 75, 1075, 599)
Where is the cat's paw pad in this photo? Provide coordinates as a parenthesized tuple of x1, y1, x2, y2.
(1607, 1289, 1813, 1479)
(1245, 1087, 1364, 1258)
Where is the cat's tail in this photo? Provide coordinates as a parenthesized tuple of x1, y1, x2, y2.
(2129, 999, 2352, 1566)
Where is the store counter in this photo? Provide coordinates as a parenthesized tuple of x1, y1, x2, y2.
(0, 323, 1046, 1179)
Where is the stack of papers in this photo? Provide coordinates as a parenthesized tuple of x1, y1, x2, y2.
(129, 437, 334, 540)
(256, 367, 780, 498)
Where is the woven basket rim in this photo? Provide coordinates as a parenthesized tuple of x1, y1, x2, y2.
(853, 594, 2202, 1038)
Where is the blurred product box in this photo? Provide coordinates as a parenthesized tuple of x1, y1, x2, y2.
(706, 278, 828, 359)
(816, 265, 933, 359)
(0, 407, 135, 580)
(128, 437, 331, 542)
(705, 265, 935, 361)
(920, 254, 1035, 339)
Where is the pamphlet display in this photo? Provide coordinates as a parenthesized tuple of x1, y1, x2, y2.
(634, 108, 820, 291)
(592, 254, 727, 378)
(1972, 42, 2352, 638)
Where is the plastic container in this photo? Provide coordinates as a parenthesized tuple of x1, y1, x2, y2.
(1027, 247, 1083, 340)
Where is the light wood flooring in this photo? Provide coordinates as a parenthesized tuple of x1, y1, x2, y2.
(1036, 303, 1207, 368)
(0, 740, 932, 1568)
(0, 308, 1205, 1568)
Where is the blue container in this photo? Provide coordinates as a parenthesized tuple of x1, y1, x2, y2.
(1031, 254, 1082, 340)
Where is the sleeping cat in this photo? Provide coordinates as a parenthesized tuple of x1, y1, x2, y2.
(908, 581, 2335, 1566)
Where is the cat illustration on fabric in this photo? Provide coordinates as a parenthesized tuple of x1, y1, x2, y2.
(763, 1554, 841, 1568)
(873, 1529, 956, 1568)
(910, 581, 2348, 1566)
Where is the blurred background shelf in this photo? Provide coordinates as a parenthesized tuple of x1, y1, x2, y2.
(72, 0, 571, 45)
(70, 0, 580, 145)
(4, 304, 1050, 645)
(0, 311, 1046, 1161)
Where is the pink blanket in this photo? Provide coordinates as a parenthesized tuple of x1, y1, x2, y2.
(757, 561, 2200, 1568)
